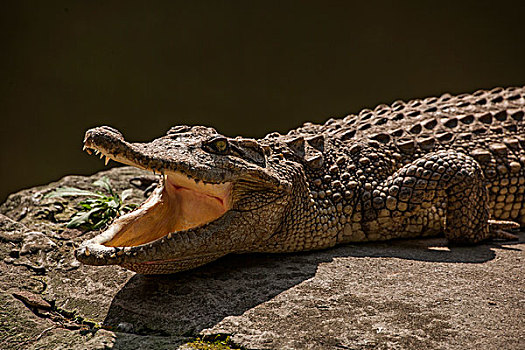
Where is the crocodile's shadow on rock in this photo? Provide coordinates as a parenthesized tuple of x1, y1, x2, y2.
(104, 232, 523, 339)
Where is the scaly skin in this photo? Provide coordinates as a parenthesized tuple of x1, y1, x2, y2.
(75, 86, 525, 274)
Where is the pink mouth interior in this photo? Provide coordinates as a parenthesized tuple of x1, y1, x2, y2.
(104, 173, 232, 247)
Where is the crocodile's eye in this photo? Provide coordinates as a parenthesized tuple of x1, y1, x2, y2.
(203, 137, 230, 154)
(214, 139, 228, 152)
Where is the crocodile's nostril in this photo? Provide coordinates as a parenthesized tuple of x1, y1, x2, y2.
(99, 126, 123, 138)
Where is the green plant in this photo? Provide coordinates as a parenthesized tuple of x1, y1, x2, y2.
(45, 176, 136, 230)
(186, 334, 243, 350)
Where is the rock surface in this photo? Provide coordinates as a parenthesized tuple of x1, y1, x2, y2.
(0, 166, 523, 349)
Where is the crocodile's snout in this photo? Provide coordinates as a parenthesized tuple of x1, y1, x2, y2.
(84, 126, 125, 150)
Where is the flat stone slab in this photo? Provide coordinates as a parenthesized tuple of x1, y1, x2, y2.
(1, 167, 523, 349)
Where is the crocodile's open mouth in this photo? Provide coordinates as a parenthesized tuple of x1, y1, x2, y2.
(103, 171, 232, 247)
(82, 146, 232, 248)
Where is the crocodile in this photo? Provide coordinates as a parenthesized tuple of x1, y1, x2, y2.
(75, 86, 525, 274)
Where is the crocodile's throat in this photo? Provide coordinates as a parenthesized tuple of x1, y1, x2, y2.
(103, 172, 232, 247)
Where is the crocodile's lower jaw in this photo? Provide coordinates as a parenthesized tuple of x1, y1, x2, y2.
(119, 253, 228, 274)
(101, 171, 232, 248)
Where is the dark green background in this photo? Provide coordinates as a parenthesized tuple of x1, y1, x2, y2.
(1, 1, 525, 202)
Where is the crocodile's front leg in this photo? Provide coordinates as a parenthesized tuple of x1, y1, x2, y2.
(358, 150, 519, 244)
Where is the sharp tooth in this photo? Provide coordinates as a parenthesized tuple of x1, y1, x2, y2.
(82, 145, 86, 151)
(99, 153, 104, 159)
(95, 150, 100, 155)
(104, 156, 110, 165)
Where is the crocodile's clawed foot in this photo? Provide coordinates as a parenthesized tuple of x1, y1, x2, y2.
(489, 220, 520, 241)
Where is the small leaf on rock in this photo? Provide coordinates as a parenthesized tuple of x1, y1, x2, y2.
(121, 188, 133, 201)
(67, 207, 105, 228)
(45, 187, 104, 199)
(93, 176, 113, 195)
